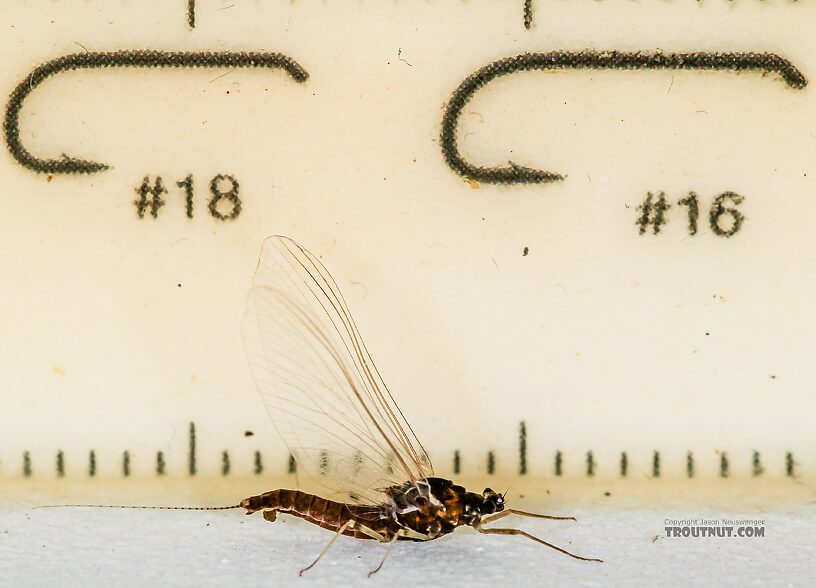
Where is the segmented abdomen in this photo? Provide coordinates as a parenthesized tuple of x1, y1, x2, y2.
(241, 489, 388, 539)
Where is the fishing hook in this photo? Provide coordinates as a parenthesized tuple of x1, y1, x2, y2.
(4, 50, 309, 175)
(440, 50, 807, 185)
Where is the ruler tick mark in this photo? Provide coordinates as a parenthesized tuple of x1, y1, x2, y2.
(752, 450, 764, 476)
(56, 450, 65, 478)
(719, 453, 729, 478)
(523, 0, 533, 29)
(287, 453, 296, 474)
(221, 451, 230, 476)
(189, 422, 197, 476)
(319, 450, 328, 475)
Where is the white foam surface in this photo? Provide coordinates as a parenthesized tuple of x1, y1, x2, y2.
(1, 503, 812, 588)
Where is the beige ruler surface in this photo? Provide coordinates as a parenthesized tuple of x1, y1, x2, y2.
(0, 1, 814, 500)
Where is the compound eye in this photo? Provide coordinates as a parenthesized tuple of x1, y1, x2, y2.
(483, 488, 494, 495)
(415, 496, 428, 506)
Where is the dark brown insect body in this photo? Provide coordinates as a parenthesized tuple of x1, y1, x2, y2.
(241, 478, 499, 542)
(241, 488, 403, 540)
(240, 476, 599, 575)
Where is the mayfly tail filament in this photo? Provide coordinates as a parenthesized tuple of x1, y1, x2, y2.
(35, 504, 243, 511)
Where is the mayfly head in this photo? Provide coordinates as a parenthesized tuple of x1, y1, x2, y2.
(480, 487, 506, 515)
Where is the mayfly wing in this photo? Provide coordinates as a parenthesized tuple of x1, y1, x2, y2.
(242, 236, 433, 504)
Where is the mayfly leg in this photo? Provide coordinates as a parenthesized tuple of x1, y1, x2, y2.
(300, 521, 395, 576)
(368, 527, 432, 577)
(368, 531, 402, 577)
(481, 508, 577, 525)
(475, 524, 603, 563)
(300, 520, 355, 576)
(354, 524, 387, 542)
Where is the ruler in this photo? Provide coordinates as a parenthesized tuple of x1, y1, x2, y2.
(1, 1, 813, 497)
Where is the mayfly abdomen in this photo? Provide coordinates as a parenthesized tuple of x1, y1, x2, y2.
(240, 489, 388, 539)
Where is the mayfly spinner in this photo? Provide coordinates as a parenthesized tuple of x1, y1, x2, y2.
(45, 235, 600, 575)
(237, 236, 602, 575)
